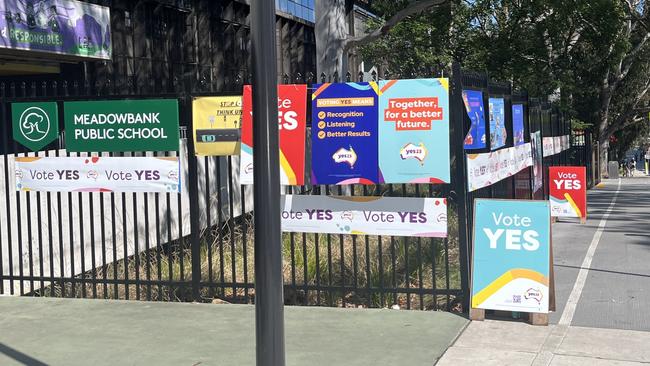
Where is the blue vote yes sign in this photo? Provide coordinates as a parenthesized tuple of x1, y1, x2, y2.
(471, 199, 551, 313)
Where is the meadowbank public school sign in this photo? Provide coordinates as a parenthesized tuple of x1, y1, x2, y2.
(64, 99, 180, 152)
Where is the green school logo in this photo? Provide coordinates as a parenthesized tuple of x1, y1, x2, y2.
(12, 102, 59, 151)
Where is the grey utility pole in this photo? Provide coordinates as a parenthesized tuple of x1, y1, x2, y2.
(250, 1, 285, 366)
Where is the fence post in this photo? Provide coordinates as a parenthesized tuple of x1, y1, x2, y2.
(185, 93, 202, 302)
(451, 62, 471, 311)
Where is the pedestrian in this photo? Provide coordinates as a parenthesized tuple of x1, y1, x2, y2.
(631, 159, 637, 176)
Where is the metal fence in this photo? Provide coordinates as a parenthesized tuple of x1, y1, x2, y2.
(0, 65, 588, 312)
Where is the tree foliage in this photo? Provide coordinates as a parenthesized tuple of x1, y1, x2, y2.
(357, 0, 650, 158)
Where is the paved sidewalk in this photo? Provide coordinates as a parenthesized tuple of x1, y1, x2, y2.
(437, 320, 650, 365)
(0, 296, 467, 366)
(439, 177, 650, 365)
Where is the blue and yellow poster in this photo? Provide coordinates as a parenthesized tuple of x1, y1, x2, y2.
(471, 199, 551, 313)
(463, 90, 487, 150)
(378, 79, 450, 184)
(489, 98, 507, 150)
(311, 82, 379, 185)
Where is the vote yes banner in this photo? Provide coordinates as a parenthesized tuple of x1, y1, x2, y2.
(281, 195, 447, 237)
(471, 199, 551, 313)
(192, 96, 242, 156)
(240, 84, 307, 185)
(549, 166, 587, 219)
(311, 82, 379, 185)
(15, 156, 181, 193)
(378, 78, 450, 184)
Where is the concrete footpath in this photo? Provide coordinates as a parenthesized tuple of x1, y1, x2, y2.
(438, 177, 650, 365)
(0, 296, 467, 366)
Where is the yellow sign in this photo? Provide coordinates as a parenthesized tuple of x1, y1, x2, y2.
(192, 96, 243, 156)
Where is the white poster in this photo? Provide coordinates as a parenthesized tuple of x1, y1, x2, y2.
(466, 143, 533, 192)
(281, 195, 447, 238)
(15, 157, 181, 193)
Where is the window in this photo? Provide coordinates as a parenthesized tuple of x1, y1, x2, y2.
(276, 0, 314, 23)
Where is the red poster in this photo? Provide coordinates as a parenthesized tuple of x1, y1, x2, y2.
(240, 84, 307, 185)
(549, 166, 587, 219)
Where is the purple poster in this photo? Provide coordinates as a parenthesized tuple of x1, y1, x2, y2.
(0, 0, 111, 59)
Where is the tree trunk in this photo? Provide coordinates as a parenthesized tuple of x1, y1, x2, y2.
(315, 0, 349, 78)
(599, 136, 609, 179)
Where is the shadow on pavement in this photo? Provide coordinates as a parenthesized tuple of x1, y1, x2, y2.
(0, 343, 48, 366)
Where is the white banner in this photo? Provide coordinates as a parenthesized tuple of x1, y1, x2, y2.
(281, 195, 447, 237)
(542, 137, 555, 157)
(15, 157, 181, 193)
(466, 143, 533, 192)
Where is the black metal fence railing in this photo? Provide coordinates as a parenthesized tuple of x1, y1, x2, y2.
(0, 66, 593, 312)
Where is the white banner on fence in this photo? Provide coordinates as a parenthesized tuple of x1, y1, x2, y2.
(15, 157, 181, 193)
(281, 195, 447, 238)
(466, 143, 533, 192)
(543, 137, 555, 157)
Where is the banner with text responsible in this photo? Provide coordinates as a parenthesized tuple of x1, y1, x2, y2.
(466, 143, 533, 192)
(240, 84, 307, 185)
(192, 96, 242, 156)
(311, 82, 379, 185)
(64, 99, 180, 152)
(378, 78, 450, 184)
(471, 199, 551, 313)
(281, 195, 447, 237)
(549, 166, 587, 218)
(15, 157, 181, 193)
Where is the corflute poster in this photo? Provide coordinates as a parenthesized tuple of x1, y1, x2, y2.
(240, 84, 307, 185)
(378, 79, 450, 184)
(489, 97, 507, 150)
(311, 82, 379, 185)
(512, 104, 525, 146)
(549, 166, 587, 219)
(192, 95, 242, 156)
(463, 90, 487, 150)
(471, 199, 551, 313)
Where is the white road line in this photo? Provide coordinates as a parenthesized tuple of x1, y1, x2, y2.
(558, 178, 622, 326)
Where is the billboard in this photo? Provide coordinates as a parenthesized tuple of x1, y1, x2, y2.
(462, 90, 487, 150)
(240, 84, 307, 185)
(0, 0, 111, 59)
(378, 78, 450, 184)
(471, 199, 551, 313)
(311, 82, 379, 185)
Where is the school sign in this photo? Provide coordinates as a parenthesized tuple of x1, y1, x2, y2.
(64, 99, 180, 152)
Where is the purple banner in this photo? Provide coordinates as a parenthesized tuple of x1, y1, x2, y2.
(0, 0, 111, 59)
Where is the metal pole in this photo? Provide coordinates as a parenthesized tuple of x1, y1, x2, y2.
(251, 1, 285, 366)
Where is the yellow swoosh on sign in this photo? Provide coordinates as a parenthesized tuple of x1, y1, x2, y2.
(279, 150, 297, 185)
(564, 192, 582, 218)
(472, 269, 549, 309)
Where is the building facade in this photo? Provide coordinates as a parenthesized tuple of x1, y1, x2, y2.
(0, 0, 318, 95)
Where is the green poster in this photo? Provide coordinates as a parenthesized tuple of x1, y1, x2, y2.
(64, 99, 180, 152)
(12, 102, 59, 151)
